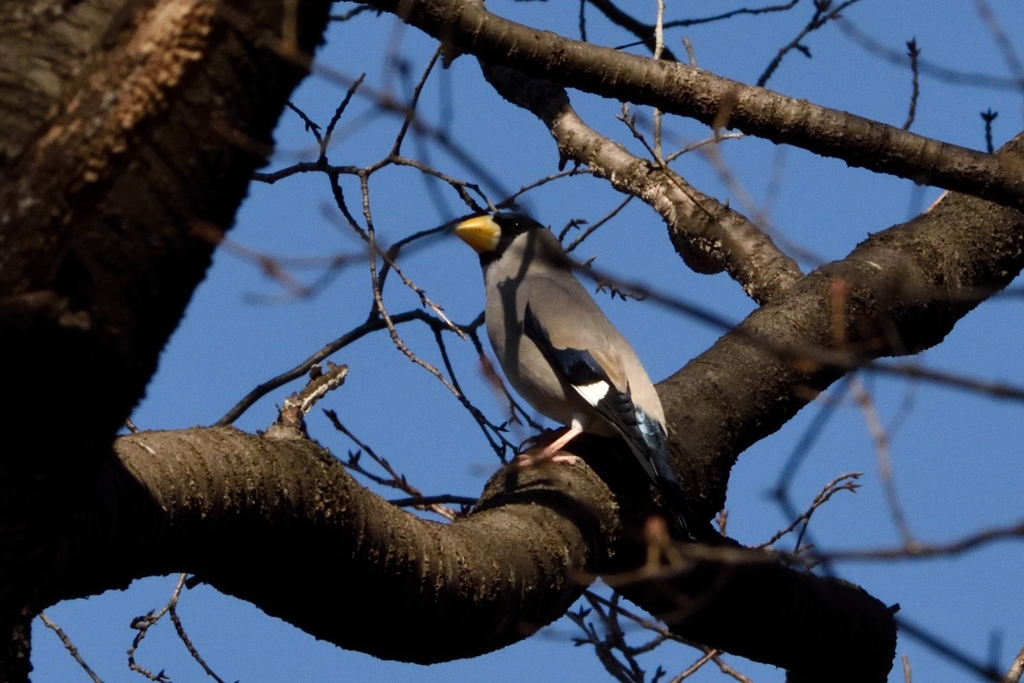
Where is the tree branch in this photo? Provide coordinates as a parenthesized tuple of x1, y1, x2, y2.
(38, 427, 895, 678)
(359, 0, 1024, 212)
(41, 428, 612, 662)
(0, 0, 333, 673)
(658, 135, 1024, 519)
(478, 62, 802, 304)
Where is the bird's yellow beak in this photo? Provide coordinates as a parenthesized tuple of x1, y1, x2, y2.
(453, 215, 501, 254)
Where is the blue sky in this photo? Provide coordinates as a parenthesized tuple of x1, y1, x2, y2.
(33, 2, 1024, 681)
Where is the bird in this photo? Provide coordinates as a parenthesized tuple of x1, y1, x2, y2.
(452, 212, 693, 538)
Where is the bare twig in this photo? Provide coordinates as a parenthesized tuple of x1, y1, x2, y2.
(664, 0, 799, 28)
(564, 197, 634, 253)
(972, 0, 1024, 91)
(813, 519, 1024, 562)
(39, 613, 105, 683)
(127, 574, 188, 682)
(496, 168, 593, 210)
(216, 309, 438, 425)
(265, 363, 349, 440)
(903, 39, 920, 130)
(758, 0, 865, 87)
(330, 5, 373, 22)
(391, 47, 442, 155)
(897, 617, 1004, 682)
(850, 377, 916, 547)
(837, 18, 1022, 90)
(585, 0, 678, 62)
(667, 649, 714, 682)
(760, 473, 861, 550)
(321, 73, 367, 162)
(325, 409, 457, 520)
(168, 593, 228, 683)
(982, 109, 999, 154)
(582, 590, 753, 683)
(652, 0, 665, 161)
(682, 36, 697, 67)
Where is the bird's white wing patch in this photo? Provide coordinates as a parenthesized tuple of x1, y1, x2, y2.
(574, 380, 611, 407)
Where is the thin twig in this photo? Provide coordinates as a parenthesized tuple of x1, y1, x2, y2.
(391, 48, 442, 156)
(667, 649, 714, 682)
(169, 593, 227, 683)
(758, 0, 865, 87)
(216, 309, 438, 425)
(972, 0, 1024, 91)
(664, 0, 799, 28)
(285, 101, 322, 147)
(982, 109, 999, 154)
(39, 612, 105, 683)
(682, 36, 697, 67)
(585, 0, 678, 61)
(329, 5, 373, 22)
(903, 39, 920, 130)
(897, 616, 1004, 682)
(127, 574, 188, 682)
(850, 377, 916, 547)
(321, 74, 367, 162)
(325, 410, 457, 520)
(837, 17, 1022, 90)
(565, 197, 634, 253)
(760, 473, 861, 550)
(652, 0, 665, 161)
(812, 519, 1024, 562)
(496, 168, 592, 210)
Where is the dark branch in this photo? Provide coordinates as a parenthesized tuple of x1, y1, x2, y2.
(361, 0, 1024, 213)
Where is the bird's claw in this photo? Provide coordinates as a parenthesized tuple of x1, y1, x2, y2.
(511, 450, 580, 470)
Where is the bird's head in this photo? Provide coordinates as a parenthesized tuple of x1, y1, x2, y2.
(451, 213, 542, 257)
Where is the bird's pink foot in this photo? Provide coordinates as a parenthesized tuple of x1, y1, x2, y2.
(512, 450, 581, 469)
(512, 420, 585, 469)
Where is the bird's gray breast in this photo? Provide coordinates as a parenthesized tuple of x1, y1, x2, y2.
(486, 273, 583, 427)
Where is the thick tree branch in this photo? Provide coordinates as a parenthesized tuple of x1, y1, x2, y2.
(478, 63, 802, 304)
(614, 551, 896, 683)
(38, 428, 894, 678)
(38, 428, 616, 662)
(360, 0, 1024, 212)
(658, 136, 1024, 519)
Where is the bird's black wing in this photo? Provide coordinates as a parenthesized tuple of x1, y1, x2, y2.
(523, 304, 693, 538)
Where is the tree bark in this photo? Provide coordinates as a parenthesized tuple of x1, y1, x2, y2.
(39, 428, 617, 663)
(0, 0, 332, 675)
(39, 428, 896, 680)
(362, 0, 1024, 212)
(661, 159, 1024, 518)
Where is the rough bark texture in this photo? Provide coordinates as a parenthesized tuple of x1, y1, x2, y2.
(39, 428, 896, 679)
(618, 553, 896, 683)
(0, 0, 332, 675)
(661, 164, 1024, 519)
(39, 428, 617, 663)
